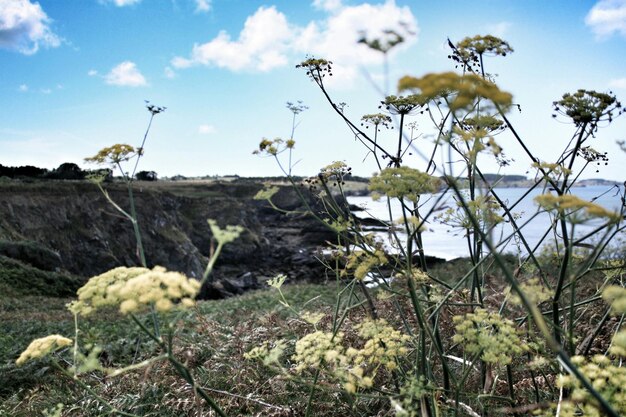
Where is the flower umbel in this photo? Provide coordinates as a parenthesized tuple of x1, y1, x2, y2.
(369, 167, 440, 203)
(84, 144, 136, 165)
(534, 193, 621, 223)
(208, 219, 244, 245)
(452, 308, 525, 365)
(16, 335, 72, 366)
(68, 266, 200, 316)
(398, 72, 513, 112)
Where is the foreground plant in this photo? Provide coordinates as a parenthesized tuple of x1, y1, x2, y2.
(253, 31, 626, 417)
(15, 103, 245, 416)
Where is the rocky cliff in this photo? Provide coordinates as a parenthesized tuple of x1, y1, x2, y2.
(0, 180, 336, 298)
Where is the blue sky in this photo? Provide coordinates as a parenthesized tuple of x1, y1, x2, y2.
(1, 0, 625, 180)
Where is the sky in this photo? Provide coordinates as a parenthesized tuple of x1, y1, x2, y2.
(1, 0, 626, 180)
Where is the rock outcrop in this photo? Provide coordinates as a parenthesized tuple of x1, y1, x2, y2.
(0, 180, 337, 298)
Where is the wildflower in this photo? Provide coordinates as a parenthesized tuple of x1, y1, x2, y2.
(603, 285, 626, 314)
(69, 266, 200, 316)
(379, 95, 426, 115)
(535, 194, 620, 223)
(398, 72, 512, 112)
(450, 35, 513, 71)
(532, 161, 572, 177)
(557, 355, 626, 416)
(319, 161, 352, 183)
(361, 113, 393, 130)
(293, 331, 345, 372)
(552, 89, 622, 127)
(267, 274, 287, 289)
(343, 250, 388, 280)
(296, 57, 333, 83)
(369, 166, 440, 203)
(394, 375, 431, 417)
(244, 340, 286, 366)
(301, 311, 325, 326)
(358, 29, 405, 54)
(456, 35, 513, 57)
(286, 100, 308, 115)
(16, 335, 72, 366)
(253, 138, 281, 156)
(353, 319, 410, 371)
(509, 277, 552, 306)
(84, 144, 136, 165)
(458, 115, 505, 133)
(253, 185, 280, 201)
(452, 308, 525, 365)
(437, 194, 503, 232)
(208, 219, 244, 245)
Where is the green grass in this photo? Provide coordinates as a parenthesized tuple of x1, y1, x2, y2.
(0, 281, 348, 416)
(0, 255, 83, 298)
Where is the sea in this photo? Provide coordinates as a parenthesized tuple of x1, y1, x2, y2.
(348, 185, 626, 260)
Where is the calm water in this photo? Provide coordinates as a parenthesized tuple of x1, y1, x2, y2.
(349, 185, 625, 260)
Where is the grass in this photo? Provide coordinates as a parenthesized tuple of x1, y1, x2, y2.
(0, 251, 620, 416)
(0, 280, 346, 416)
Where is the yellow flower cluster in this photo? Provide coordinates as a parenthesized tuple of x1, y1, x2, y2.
(253, 137, 292, 156)
(459, 115, 504, 132)
(437, 194, 503, 232)
(602, 285, 626, 313)
(531, 161, 572, 177)
(352, 319, 410, 371)
(456, 35, 514, 57)
(68, 266, 200, 316)
(243, 340, 286, 366)
(451, 125, 503, 161)
(267, 273, 286, 289)
(534, 194, 620, 223)
(319, 161, 351, 181)
(253, 185, 280, 201)
(208, 219, 244, 245)
(84, 143, 136, 165)
(343, 250, 388, 281)
(602, 285, 626, 356)
(398, 72, 512, 111)
(509, 277, 553, 306)
(452, 308, 525, 365)
(293, 331, 345, 372)
(290, 319, 411, 394)
(16, 335, 72, 366)
(556, 355, 626, 417)
(369, 166, 440, 203)
(394, 215, 428, 234)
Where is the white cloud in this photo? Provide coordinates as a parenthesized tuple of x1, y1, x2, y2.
(172, 6, 292, 72)
(104, 61, 148, 87)
(194, 0, 211, 13)
(609, 77, 626, 88)
(18, 84, 28, 92)
(0, 0, 61, 54)
(99, 0, 142, 6)
(172, 0, 418, 83)
(486, 21, 512, 38)
(198, 124, 216, 134)
(585, 0, 626, 38)
(294, 0, 418, 85)
(87, 69, 98, 76)
(312, 0, 342, 13)
(164, 66, 176, 78)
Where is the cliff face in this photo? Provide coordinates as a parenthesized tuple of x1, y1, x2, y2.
(0, 180, 335, 298)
